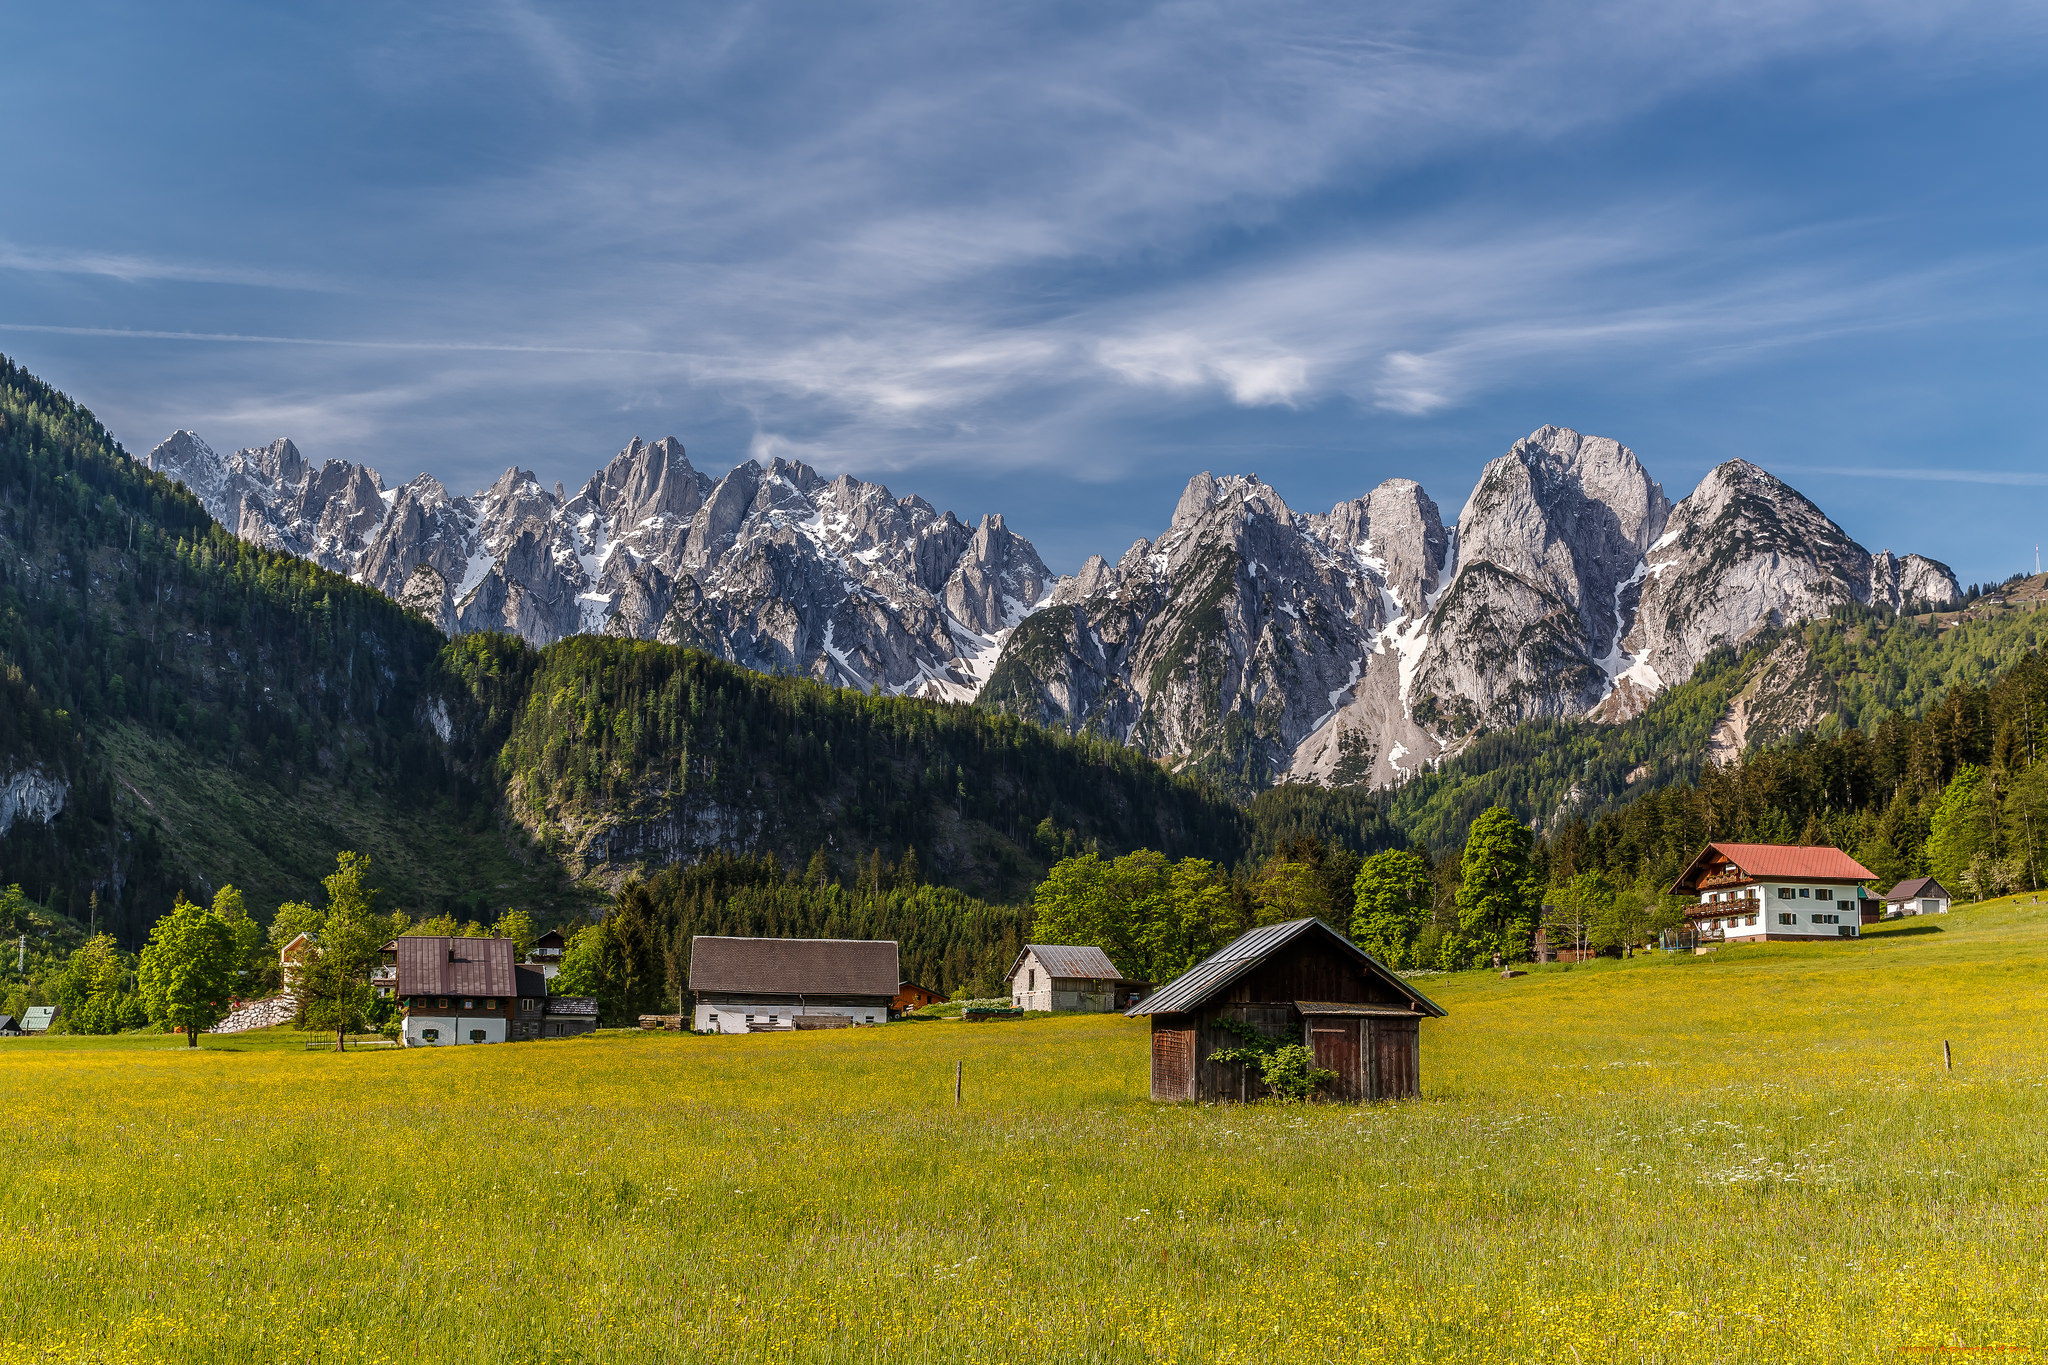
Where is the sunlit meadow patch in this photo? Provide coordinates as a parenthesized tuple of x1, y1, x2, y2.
(6, 897, 2048, 1362)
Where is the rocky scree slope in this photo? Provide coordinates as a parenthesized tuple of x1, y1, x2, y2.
(986, 426, 1958, 792)
(146, 431, 1050, 702)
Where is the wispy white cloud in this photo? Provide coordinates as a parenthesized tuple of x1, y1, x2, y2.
(0, 243, 332, 291)
(12, 0, 2048, 497)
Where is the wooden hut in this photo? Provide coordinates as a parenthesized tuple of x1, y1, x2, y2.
(1127, 918, 1445, 1103)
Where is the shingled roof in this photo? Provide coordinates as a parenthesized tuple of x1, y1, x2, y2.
(396, 936, 518, 996)
(688, 937, 899, 997)
(1885, 876, 1951, 902)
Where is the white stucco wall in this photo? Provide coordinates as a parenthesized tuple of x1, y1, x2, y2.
(405, 1015, 508, 1046)
(692, 1002, 885, 1033)
(1698, 883, 1864, 939)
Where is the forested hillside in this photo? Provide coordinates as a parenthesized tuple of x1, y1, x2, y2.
(439, 632, 1248, 901)
(1543, 644, 2048, 899)
(0, 355, 577, 941)
(0, 355, 1255, 947)
(1388, 597, 2048, 851)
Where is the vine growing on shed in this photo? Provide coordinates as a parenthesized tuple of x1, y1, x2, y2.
(1206, 1015, 1336, 1102)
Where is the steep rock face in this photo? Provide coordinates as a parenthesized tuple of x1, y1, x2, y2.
(1617, 460, 1960, 689)
(147, 420, 1964, 793)
(1406, 428, 1672, 732)
(658, 459, 1048, 696)
(145, 431, 1045, 695)
(988, 426, 1958, 791)
(984, 473, 1402, 788)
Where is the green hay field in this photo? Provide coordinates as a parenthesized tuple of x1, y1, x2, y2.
(8, 900, 2048, 1364)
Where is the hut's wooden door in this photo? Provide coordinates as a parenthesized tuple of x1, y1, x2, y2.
(1369, 1016, 1420, 1099)
(1150, 1017, 1197, 1101)
(1309, 1018, 1364, 1101)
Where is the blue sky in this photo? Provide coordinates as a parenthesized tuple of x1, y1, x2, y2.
(3, 1, 2046, 581)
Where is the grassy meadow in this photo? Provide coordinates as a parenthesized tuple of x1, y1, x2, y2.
(9, 901, 2048, 1364)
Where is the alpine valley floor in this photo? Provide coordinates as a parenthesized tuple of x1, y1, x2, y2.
(7, 903, 2048, 1364)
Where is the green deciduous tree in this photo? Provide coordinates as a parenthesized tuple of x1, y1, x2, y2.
(1544, 871, 1614, 959)
(1351, 849, 1432, 967)
(492, 908, 537, 959)
(1456, 807, 1540, 963)
(51, 933, 144, 1034)
(137, 894, 240, 1045)
(1030, 851, 1237, 984)
(553, 920, 636, 1024)
(287, 852, 390, 1051)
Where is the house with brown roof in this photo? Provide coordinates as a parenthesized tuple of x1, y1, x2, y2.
(1883, 876, 1952, 917)
(397, 936, 521, 1046)
(1006, 944, 1147, 1013)
(1668, 843, 1877, 944)
(688, 936, 898, 1033)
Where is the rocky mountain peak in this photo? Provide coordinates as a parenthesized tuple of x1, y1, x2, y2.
(149, 426, 1050, 701)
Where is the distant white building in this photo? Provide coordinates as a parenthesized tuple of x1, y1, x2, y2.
(1670, 843, 1877, 944)
(1006, 944, 1146, 1013)
(1883, 877, 1952, 916)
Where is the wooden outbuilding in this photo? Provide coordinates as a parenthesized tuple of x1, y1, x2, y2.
(892, 980, 945, 1013)
(1127, 918, 1444, 1103)
(1006, 944, 1148, 1013)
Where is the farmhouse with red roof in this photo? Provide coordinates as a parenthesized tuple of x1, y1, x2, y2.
(1668, 843, 1878, 944)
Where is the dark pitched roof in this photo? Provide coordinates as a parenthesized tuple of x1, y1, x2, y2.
(1669, 842, 1875, 892)
(0, 1014, 16, 1032)
(396, 936, 517, 996)
(1126, 918, 1445, 1018)
(545, 996, 598, 1016)
(515, 965, 548, 999)
(1885, 876, 1950, 902)
(688, 936, 899, 997)
(1008, 944, 1122, 981)
(535, 930, 566, 949)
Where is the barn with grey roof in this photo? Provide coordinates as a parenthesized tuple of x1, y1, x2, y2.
(1006, 944, 1148, 1013)
(1128, 918, 1444, 1103)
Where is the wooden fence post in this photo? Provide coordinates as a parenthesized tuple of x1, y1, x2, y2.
(954, 1059, 962, 1106)
(1943, 1040, 1952, 1072)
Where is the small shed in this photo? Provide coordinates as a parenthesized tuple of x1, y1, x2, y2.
(1127, 918, 1444, 1103)
(892, 980, 945, 1013)
(1007, 944, 1147, 1013)
(1884, 877, 1952, 917)
(22, 1005, 58, 1033)
(544, 995, 598, 1037)
(0, 1014, 20, 1036)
